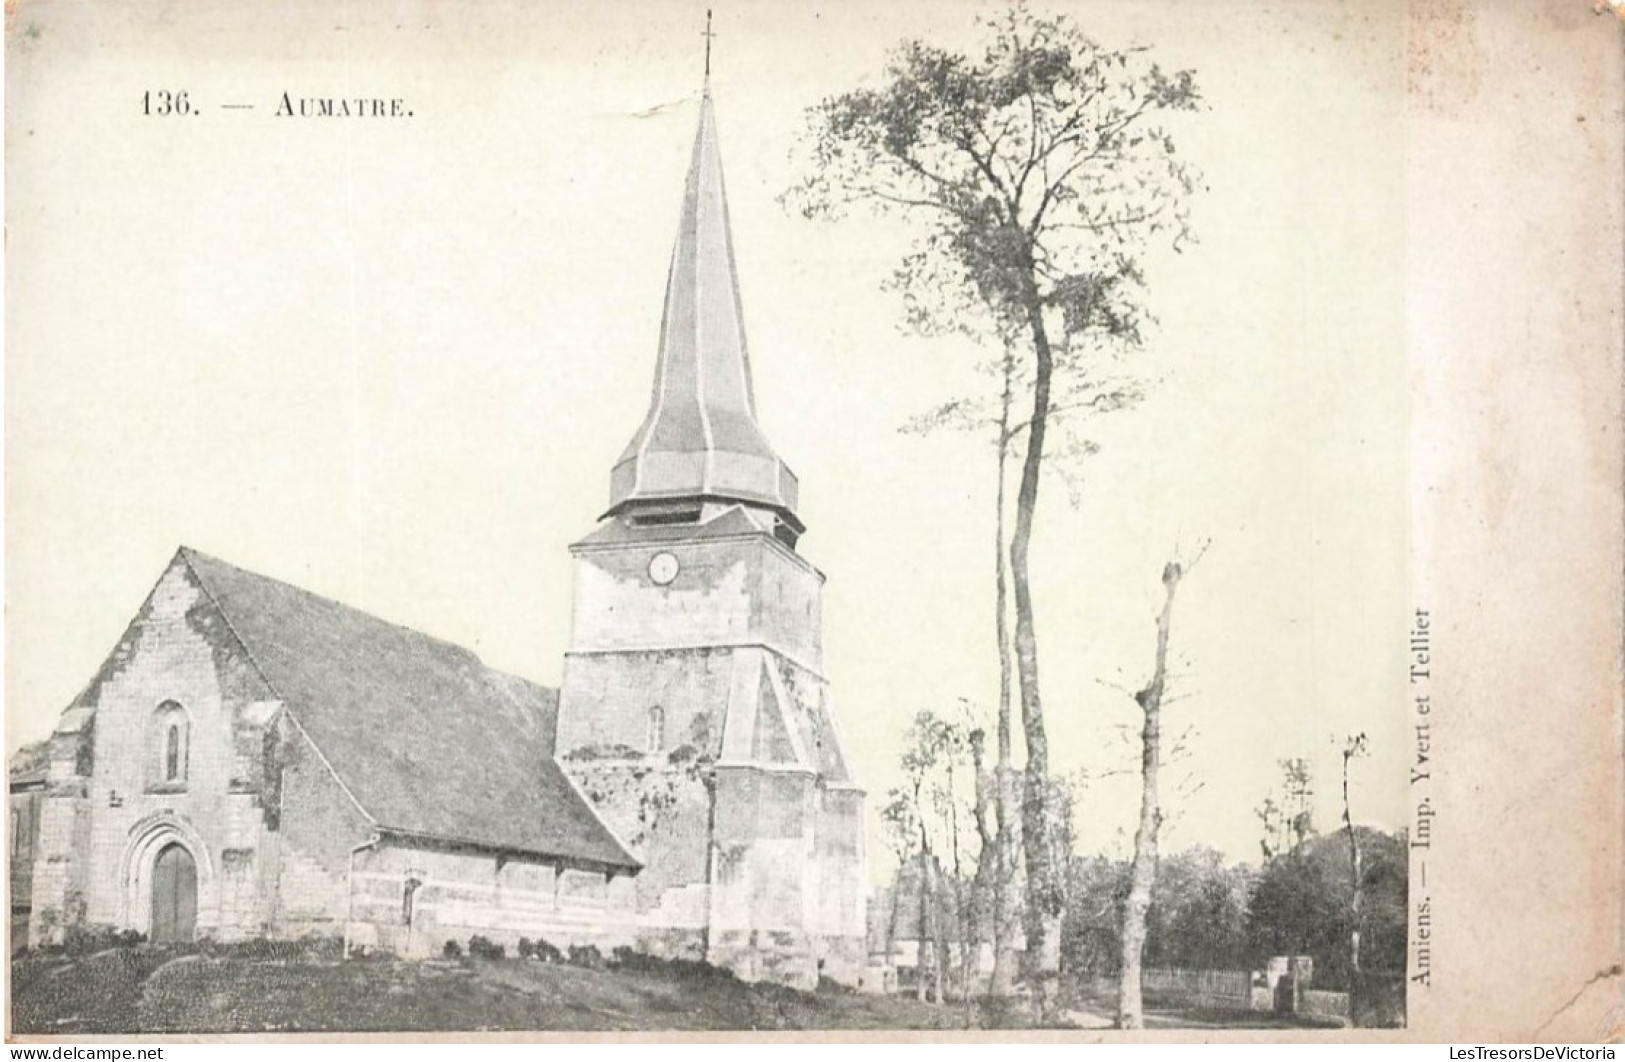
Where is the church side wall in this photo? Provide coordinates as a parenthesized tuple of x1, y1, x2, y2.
(345, 842, 636, 958)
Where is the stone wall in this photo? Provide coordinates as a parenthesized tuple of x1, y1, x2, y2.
(558, 520, 865, 990)
(26, 556, 287, 944)
(813, 783, 867, 970)
(564, 755, 712, 917)
(274, 717, 374, 938)
(345, 841, 636, 958)
(557, 646, 730, 761)
(566, 533, 823, 669)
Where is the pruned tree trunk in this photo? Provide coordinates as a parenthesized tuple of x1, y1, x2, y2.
(945, 759, 970, 1007)
(916, 779, 932, 1004)
(1013, 292, 1062, 1019)
(969, 729, 996, 1009)
(990, 343, 1020, 999)
(1117, 560, 1185, 1030)
(1341, 734, 1368, 1007)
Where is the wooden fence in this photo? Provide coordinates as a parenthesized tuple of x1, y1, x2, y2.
(1143, 967, 1254, 1007)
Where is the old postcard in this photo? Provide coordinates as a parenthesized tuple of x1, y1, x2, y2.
(5, 0, 1620, 1042)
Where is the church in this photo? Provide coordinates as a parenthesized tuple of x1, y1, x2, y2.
(9, 86, 869, 989)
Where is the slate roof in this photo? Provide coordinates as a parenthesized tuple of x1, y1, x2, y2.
(179, 548, 637, 871)
(606, 91, 800, 525)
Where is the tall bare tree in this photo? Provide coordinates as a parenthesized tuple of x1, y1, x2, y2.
(789, 7, 1202, 1013)
(989, 346, 1021, 996)
(1117, 555, 1195, 1029)
(1340, 733, 1371, 992)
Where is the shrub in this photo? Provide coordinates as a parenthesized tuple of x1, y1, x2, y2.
(210, 937, 341, 962)
(605, 946, 737, 984)
(468, 935, 505, 960)
(62, 926, 146, 955)
(532, 938, 563, 963)
(442, 939, 463, 959)
(566, 943, 603, 968)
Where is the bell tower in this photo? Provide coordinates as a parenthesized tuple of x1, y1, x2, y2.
(553, 79, 867, 988)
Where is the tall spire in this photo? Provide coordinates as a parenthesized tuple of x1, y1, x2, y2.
(605, 83, 801, 531)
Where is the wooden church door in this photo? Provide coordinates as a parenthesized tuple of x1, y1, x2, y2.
(150, 843, 197, 944)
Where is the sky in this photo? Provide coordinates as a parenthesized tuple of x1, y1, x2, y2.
(6, 0, 1409, 875)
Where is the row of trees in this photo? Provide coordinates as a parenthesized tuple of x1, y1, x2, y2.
(877, 743, 1408, 1006)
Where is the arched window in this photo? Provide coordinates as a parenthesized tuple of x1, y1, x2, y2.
(646, 706, 665, 753)
(164, 724, 182, 780)
(151, 702, 189, 788)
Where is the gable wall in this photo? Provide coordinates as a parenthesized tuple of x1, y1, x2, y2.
(31, 556, 288, 943)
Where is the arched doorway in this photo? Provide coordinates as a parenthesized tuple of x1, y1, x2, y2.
(150, 843, 197, 944)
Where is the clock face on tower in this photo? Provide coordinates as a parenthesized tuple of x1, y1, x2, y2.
(648, 551, 680, 586)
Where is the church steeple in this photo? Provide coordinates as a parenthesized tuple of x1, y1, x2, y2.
(605, 84, 802, 537)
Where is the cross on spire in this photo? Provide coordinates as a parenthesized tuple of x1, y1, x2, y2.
(702, 10, 716, 82)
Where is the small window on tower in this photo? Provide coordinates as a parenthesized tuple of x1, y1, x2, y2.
(647, 706, 666, 753)
(402, 876, 422, 926)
